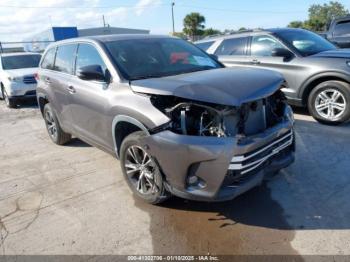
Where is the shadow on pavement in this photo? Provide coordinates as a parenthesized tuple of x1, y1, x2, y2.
(134, 117, 350, 255)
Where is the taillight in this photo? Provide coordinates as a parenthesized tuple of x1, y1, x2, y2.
(34, 73, 39, 81)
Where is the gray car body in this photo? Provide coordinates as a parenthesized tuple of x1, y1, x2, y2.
(196, 28, 350, 107)
(37, 34, 294, 201)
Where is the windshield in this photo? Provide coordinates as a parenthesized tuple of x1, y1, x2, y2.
(277, 30, 336, 56)
(1, 55, 41, 70)
(105, 38, 222, 80)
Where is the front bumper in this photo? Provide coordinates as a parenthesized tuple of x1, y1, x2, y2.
(5, 81, 37, 98)
(140, 112, 295, 202)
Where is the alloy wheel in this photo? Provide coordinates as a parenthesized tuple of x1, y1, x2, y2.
(315, 89, 347, 121)
(45, 110, 58, 140)
(124, 146, 159, 195)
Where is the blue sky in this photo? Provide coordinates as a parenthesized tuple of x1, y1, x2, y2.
(0, 0, 349, 41)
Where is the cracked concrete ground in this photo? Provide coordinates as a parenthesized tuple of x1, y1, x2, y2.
(0, 100, 349, 256)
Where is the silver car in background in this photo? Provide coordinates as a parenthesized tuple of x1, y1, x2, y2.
(36, 35, 295, 204)
(196, 28, 350, 125)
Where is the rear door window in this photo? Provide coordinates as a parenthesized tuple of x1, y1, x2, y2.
(54, 44, 77, 74)
(334, 21, 350, 36)
(41, 48, 56, 70)
(214, 37, 248, 56)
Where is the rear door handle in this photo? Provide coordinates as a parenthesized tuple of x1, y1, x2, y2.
(251, 59, 261, 65)
(45, 77, 51, 84)
(67, 86, 76, 94)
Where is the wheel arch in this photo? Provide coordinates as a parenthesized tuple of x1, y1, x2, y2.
(300, 72, 350, 106)
(112, 115, 150, 158)
(37, 93, 49, 116)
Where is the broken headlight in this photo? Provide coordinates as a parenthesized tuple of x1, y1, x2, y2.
(150, 96, 238, 137)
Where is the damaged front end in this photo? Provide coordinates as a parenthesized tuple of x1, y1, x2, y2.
(149, 89, 290, 139)
(135, 88, 294, 201)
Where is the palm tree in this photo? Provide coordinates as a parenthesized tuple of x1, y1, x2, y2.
(183, 12, 206, 41)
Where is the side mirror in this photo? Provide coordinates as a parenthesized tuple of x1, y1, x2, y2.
(77, 65, 106, 82)
(271, 48, 294, 60)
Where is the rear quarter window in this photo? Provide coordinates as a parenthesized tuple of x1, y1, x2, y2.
(215, 37, 248, 56)
(41, 48, 56, 70)
(196, 41, 215, 51)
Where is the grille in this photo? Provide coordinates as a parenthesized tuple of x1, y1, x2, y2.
(25, 90, 36, 96)
(222, 146, 292, 187)
(229, 130, 293, 175)
(23, 75, 37, 84)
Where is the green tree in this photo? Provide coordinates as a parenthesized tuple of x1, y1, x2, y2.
(238, 27, 247, 31)
(287, 1, 349, 31)
(308, 1, 349, 31)
(172, 32, 187, 39)
(288, 20, 305, 28)
(183, 12, 206, 40)
(202, 28, 221, 37)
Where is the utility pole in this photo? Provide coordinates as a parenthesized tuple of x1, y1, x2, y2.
(102, 15, 106, 27)
(171, 2, 175, 34)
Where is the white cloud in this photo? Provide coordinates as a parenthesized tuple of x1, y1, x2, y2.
(134, 0, 161, 16)
(0, 0, 161, 42)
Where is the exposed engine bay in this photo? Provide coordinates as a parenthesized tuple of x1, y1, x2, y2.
(150, 90, 287, 137)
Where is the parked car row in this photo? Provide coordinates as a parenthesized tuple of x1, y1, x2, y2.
(195, 28, 350, 124)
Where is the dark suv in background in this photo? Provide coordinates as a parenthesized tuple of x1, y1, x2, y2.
(321, 16, 350, 48)
(196, 28, 350, 124)
(36, 35, 295, 204)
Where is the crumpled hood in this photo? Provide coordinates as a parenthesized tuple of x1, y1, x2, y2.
(311, 49, 350, 59)
(130, 67, 284, 106)
(4, 68, 38, 78)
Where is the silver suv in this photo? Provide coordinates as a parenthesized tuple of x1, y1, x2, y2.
(196, 28, 350, 124)
(37, 35, 295, 204)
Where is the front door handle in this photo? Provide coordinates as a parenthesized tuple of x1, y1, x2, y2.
(67, 86, 76, 94)
(45, 77, 51, 84)
(251, 59, 261, 65)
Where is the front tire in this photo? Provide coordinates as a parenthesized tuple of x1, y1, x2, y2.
(2, 87, 17, 108)
(120, 131, 170, 204)
(43, 103, 71, 145)
(308, 81, 350, 125)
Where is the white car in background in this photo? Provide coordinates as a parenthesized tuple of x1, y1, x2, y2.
(0, 52, 41, 108)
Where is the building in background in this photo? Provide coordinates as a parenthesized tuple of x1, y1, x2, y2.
(22, 26, 150, 52)
(22, 27, 78, 52)
(78, 26, 149, 37)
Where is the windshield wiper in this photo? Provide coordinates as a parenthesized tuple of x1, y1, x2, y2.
(129, 66, 216, 81)
(129, 74, 166, 81)
(175, 66, 216, 75)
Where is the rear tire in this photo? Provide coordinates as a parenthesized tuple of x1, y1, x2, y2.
(308, 81, 350, 125)
(43, 103, 71, 145)
(120, 131, 170, 204)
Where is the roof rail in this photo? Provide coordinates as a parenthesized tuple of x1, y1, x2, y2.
(202, 28, 264, 40)
(228, 28, 263, 34)
(203, 33, 223, 39)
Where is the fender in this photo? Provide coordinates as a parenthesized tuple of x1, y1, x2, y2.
(299, 71, 350, 100)
(112, 115, 150, 157)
